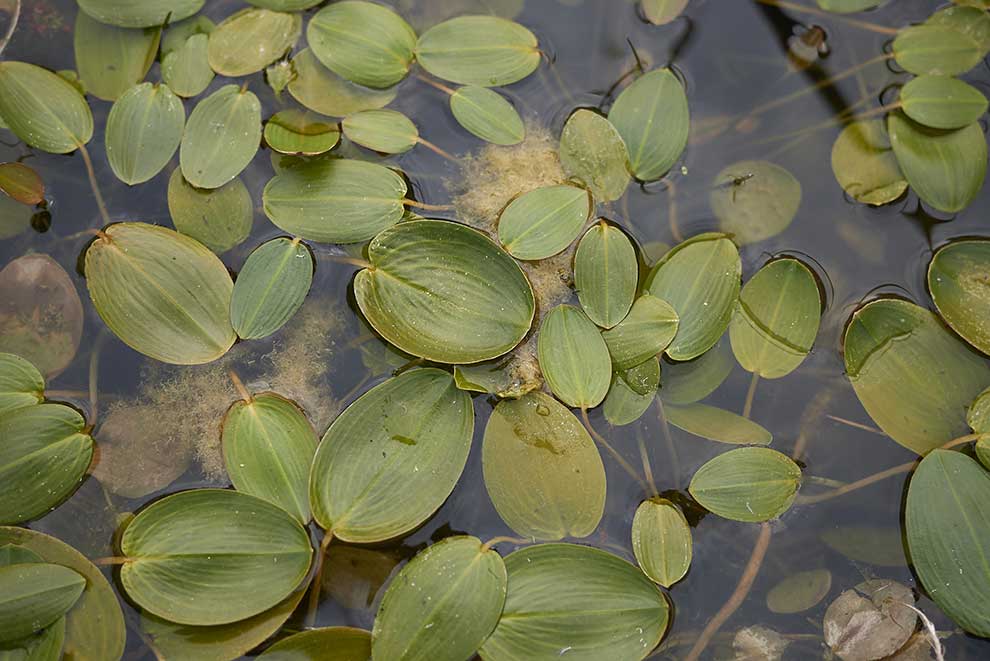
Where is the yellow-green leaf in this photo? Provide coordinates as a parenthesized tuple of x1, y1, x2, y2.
(901, 75, 988, 130)
(208, 8, 301, 78)
(230, 238, 313, 340)
(287, 48, 398, 118)
(689, 447, 801, 522)
(928, 239, 990, 354)
(538, 304, 612, 409)
(105, 83, 184, 185)
(342, 109, 419, 154)
(415, 16, 539, 87)
(559, 109, 630, 203)
(497, 184, 591, 260)
(449, 85, 525, 145)
(631, 498, 692, 587)
(829, 119, 907, 205)
(74, 11, 159, 101)
(574, 221, 638, 329)
(180, 85, 262, 190)
(0, 62, 94, 154)
(77, 0, 204, 28)
(602, 294, 679, 370)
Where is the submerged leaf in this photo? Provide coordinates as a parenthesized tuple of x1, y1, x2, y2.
(483, 392, 606, 540)
(168, 169, 253, 254)
(631, 498, 692, 588)
(823, 579, 917, 661)
(180, 85, 262, 190)
(688, 447, 801, 522)
(574, 221, 638, 329)
(928, 239, 990, 354)
(710, 160, 801, 245)
(259, 627, 370, 660)
(830, 119, 907, 205)
(498, 184, 591, 260)
(603, 357, 660, 426)
(667, 402, 773, 446)
(84, 223, 236, 365)
(74, 11, 159, 101)
(415, 16, 539, 87)
(105, 83, 185, 185)
(559, 109, 630, 202)
(309, 369, 473, 542)
(538, 304, 612, 409)
(450, 85, 525, 145)
(766, 569, 832, 614)
(0, 62, 94, 154)
(231, 238, 313, 340)
(355, 220, 535, 364)
(208, 8, 301, 78)
(372, 537, 506, 661)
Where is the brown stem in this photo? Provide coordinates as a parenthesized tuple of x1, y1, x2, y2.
(417, 138, 459, 163)
(684, 523, 773, 661)
(580, 408, 648, 492)
(415, 74, 456, 96)
(78, 143, 112, 227)
(93, 556, 130, 566)
(480, 536, 529, 552)
(326, 255, 372, 269)
(826, 414, 887, 436)
(228, 370, 253, 404)
(655, 400, 681, 484)
(305, 531, 334, 627)
(403, 199, 454, 212)
(742, 372, 759, 420)
(88, 332, 107, 426)
(667, 181, 683, 244)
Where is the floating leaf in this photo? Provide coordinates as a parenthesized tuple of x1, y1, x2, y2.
(222, 393, 317, 524)
(646, 233, 741, 361)
(259, 627, 370, 660)
(631, 498, 692, 588)
(308, 1, 416, 89)
(373, 536, 506, 661)
(659, 339, 733, 405)
(0, 163, 43, 205)
(478, 543, 669, 661)
(497, 185, 591, 260)
(74, 11, 159, 101)
(162, 29, 215, 98)
(76, 0, 204, 28)
(85, 222, 236, 365)
(602, 294, 679, 370)
(823, 579, 916, 661)
(483, 392, 606, 540)
(830, 119, 907, 205)
(231, 238, 313, 340)
(0, 62, 94, 154)
(0, 527, 125, 660)
(901, 75, 988, 130)
(538, 304, 612, 409)
(603, 358, 659, 426)
(666, 403, 772, 445)
(608, 69, 689, 181)
(574, 221, 638, 329)
(928, 239, 990, 354)
(893, 25, 983, 76)
(168, 169, 253, 254)
(263, 158, 407, 244)
(641, 0, 688, 25)
(143, 591, 306, 661)
(180, 84, 262, 190)
(0, 353, 43, 416)
(906, 449, 990, 637)
(208, 8, 301, 78)
(766, 569, 832, 614)
(843, 298, 990, 454)
(161, 16, 215, 66)
(356, 220, 535, 363)
(415, 16, 539, 87)
(0, 254, 84, 378)
(559, 109, 630, 202)
(889, 111, 986, 213)
(0, 563, 85, 644)
(450, 85, 525, 145)
(310, 369, 472, 542)
(264, 109, 340, 156)
(0, 194, 32, 240)
(342, 109, 419, 154)
(688, 447, 801, 522)
(0, 403, 94, 525)
(105, 83, 184, 185)
(816, 0, 882, 11)
(453, 355, 539, 399)
(710, 160, 801, 245)
(120, 489, 312, 626)
(288, 49, 397, 117)
(730, 258, 821, 379)
(927, 4, 990, 51)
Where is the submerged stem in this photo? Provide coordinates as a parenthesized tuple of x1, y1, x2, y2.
(305, 531, 334, 628)
(0, 0, 20, 57)
(88, 332, 107, 426)
(403, 199, 454, 212)
(742, 372, 759, 420)
(580, 408, 648, 492)
(415, 74, 456, 96)
(417, 138, 459, 163)
(78, 143, 112, 227)
(638, 433, 659, 497)
(655, 399, 681, 484)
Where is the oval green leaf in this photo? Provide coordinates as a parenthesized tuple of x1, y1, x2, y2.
(288, 48, 398, 118)
(309, 369, 474, 543)
(0, 162, 44, 205)
(105, 83, 184, 185)
(0, 563, 85, 644)
(893, 25, 983, 76)
(168, 169, 253, 254)
(906, 449, 990, 637)
(342, 109, 419, 154)
(483, 392, 606, 540)
(308, 1, 416, 89)
(844, 298, 990, 454)
(74, 11, 159, 102)
(901, 75, 988, 130)
(766, 569, 832, 614)
(602, 294, 679, 370)
(603, 358, 660, 427)
(231, 238, 313, 340)
(631, 498, 692, 588)
(574, 221, 638, 329)
(161, 18, 215, 98)
(264, 109, 340, 156)
(497, 184, 591, 260)
(0, 352, 44, 416)
(208, 8, 300, 78)
(259, 627, 370, 660)
(450, 85, 525, 145)
(830, 119, 908, 205)
(415, 16, 539, 87)
(888, 110, 986, 213)
(0, 403, 94, 525)
(666, 403, 773, 445)
(478, 543, 669, 661)
(710, 160, 801, 245)
(120, 489, 312, 626)
(263, 158, 407, 244)
(608, 69, 689, 181)
(730, 258, 821, 379)
(559, 109, 630, 203)
(538, 304, 612, 409)
(688, 447, 801, 522)
(356, 220, 535, 363)
(929, 238, 990, 356)
(222, 393, 317, 524)
(659, 339, 733, 405)
(646, 233, 741, 361)
(85, 222, 236, 365)
(0, 62, 94, 154)
(77, 0, 203, 28)
(180, 84, 262, 190)
(372, 536, 506, 661)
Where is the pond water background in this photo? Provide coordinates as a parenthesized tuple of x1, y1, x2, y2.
(2, 0, 989, 658)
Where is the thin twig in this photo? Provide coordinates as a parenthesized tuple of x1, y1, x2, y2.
(638, 433, 659, 497)
(326, 255, 372, 269)
(403, 199, 454, 212)
(655, 399, 681, 484)
(826, 414, 887, 435)
(415, 74, 455, 96)
(78, 143, 112, 227)
(0, 0, 20, 57)
(228, 370, 253, 404)
(580, 408, 648, 492)
(417, 138, 459, 163)
(88, 332, 107, 426)
(667, 181, 683, 243)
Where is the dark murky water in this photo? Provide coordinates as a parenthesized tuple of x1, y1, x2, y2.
(3, 0, 989, 658)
